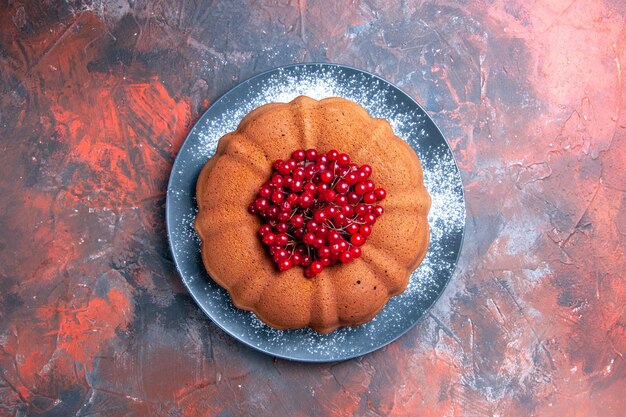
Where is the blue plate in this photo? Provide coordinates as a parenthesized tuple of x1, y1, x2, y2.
(166, 63, 465, 362)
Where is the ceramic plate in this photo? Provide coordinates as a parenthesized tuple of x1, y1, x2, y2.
(166, 63, 465, 362)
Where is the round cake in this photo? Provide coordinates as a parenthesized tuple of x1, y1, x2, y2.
(194, 96, 431, 333)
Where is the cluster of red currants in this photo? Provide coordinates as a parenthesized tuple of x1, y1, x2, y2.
(248, 149, 386, 278)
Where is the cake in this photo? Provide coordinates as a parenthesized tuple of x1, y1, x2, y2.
(194, 96, 431, 333)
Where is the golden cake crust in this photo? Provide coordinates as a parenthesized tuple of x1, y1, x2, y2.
(194, 96, 431, 333)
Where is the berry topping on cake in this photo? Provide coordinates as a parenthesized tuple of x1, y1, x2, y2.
(248, 149, 386, 278)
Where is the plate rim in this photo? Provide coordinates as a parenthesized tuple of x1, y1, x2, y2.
(166, 62, 466, 362)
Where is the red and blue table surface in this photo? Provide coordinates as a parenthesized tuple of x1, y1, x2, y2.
(1, 1, 625, 416)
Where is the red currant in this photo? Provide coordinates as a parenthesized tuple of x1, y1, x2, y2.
(347, 223, 360, 234)
(274, 248, 289, 261)
(345, 173, 358, 185)
(315, 226, 328, 237)
(347, 192, 360, 204)
(354, 182, 368, 195)
(304, 232, 316, 245)
(260, 185, 272, 198)
(305, 149, 318, 160)
(325, 206, 338, 217)
(334, 213, 347, 226)
(311, 261, 323, 274)
(281, 201, 292, 212)
(276, 222, 289, 233)
(299, 192, 313, 208)
(340, 251, 352, 264)
(273, 159, 284, 170)
(322, 189, 336, 203)
(277, 210, 290, 222)
(278, 259, 291, 271)
(350, 234, 365, 246)
(306, 221, 319, 232)
(287, 193, 299, 205)
(318, 247, 331, 259)
(290, 180, 303, 192)
(313, 210, 327, 223)
(337, 153, 350, 167)
(271, 190, 284, 203)
(293, 167, 305, 181)
(291, 214, 304, 228)
(330, 243, 342, 255)
(317, 183, 330, 193)
(350, 246, 362, 259)
(363, 192, 377, 204)
(320, 170, 333, 183)
(327, 231, 342, 244)
(342, 205, 354, 217)
(276, 233, 289, 246)
(266, 206, 278, 218)
(315, 162, 327, 172)
(255, 198, 269, 211)
(355, 204, 369, 215)
(292, 149, 306, 161)
(271, 174, 283, 187)
(262, 233, 276, 245)
(363, 213, 376, 225)
(278, 162, 291, 175)
(335, 180, 350, 194)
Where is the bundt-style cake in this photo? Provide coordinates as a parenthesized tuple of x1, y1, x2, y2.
(194, 96, 431, 333)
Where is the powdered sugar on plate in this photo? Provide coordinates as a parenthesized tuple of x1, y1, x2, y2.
(167, 64, 465, 361)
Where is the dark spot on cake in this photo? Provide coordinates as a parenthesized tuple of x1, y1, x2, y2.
(356, 280, 361, 285)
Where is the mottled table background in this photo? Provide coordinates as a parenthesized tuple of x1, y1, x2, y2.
(1, 1, 625, 416)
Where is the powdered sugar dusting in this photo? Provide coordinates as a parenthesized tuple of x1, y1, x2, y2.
(167, 64, 465, 361)
(192, 70, 423, 160)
